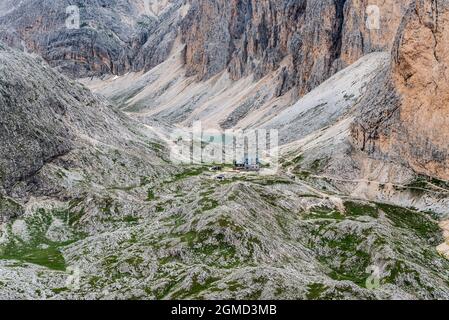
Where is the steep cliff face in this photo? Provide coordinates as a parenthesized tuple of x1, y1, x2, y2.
(181, 0, 410, 96)
(1, 0, 409, 95)
(352, 0, 449, 180)
(0, 0, 185, 78)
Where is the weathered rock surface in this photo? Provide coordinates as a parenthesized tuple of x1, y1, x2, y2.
(352, 0, 449, 181)
(2, 44, 449, 300)
(0, 0, 185, 78)
(0, 42, 169, 210)
(263, 52, 390, 144)
(0, 0, 410, 96)
(181, 0, 411, 96)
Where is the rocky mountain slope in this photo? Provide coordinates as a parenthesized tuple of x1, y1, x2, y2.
(77, 0, 412, 131)
(352, 0, 449, 181)
(0, 0, 188, 77)
(2, 44, 449, 300)
(1, 0, 449, 301)
(181, 0, 411, 97)
(0, 39, 172, 214)
(0, 0, 410, 96)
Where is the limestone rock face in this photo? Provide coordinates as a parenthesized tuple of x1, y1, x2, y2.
(181, 0, 410, 96)
(352, 0, 449, 180)
(1, 0, 410, 95)
(0, 0, 184, 78)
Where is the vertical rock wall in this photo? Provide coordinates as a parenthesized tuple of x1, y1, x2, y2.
(352, 0, 449, 180)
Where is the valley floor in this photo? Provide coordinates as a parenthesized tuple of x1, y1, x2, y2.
(1, 161, 449, 300)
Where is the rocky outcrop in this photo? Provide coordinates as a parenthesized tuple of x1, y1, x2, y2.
(352, 0, 449, 181)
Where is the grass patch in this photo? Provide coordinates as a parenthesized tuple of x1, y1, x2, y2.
(252, 178, 293, 186)
(377, 203, 440, 239)
(172, 167, 206, 182)
(306, 283, 328, 300)
(0, 244, 66, 271)
(344, 201, 379, 218)
(123, 215, 139, 224)
(315, 232, 372, 287)
(146, 189, 156, 201)
(0, 208, 86, 271)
